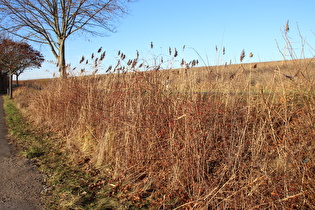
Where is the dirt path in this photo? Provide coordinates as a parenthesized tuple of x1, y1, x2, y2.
(0, 95, 45, 210)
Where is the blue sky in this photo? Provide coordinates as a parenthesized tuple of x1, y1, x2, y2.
(21, 0, 315, 80)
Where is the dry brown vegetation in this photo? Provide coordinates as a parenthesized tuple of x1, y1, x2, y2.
(13, 54, 315, 209)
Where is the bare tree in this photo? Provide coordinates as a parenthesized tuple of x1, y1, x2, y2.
(14, 66, 27, 86)
(0, 0, 132, 78)
(0, 38, 44, 98)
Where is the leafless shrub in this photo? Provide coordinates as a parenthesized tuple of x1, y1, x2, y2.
(13, 41, 315, 209)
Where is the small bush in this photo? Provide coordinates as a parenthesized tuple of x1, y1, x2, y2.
(13, 58, 315, 208)
(12, 33, 315, 207)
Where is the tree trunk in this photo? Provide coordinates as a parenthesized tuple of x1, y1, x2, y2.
(8, 72, 13, 99)
(16, 74, 19, 86)
(58, 38, 67, 79)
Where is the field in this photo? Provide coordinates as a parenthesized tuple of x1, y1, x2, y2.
(12, 57, 315, 209)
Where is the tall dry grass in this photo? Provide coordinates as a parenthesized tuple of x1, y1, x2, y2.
(15, 39, 315, 208)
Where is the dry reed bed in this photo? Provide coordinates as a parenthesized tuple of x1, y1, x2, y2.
(15, 63, 315, 208)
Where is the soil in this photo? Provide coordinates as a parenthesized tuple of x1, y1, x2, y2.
(0, 95, 45, 210)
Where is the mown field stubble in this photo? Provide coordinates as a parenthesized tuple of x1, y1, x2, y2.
(14, 52, 315, 209)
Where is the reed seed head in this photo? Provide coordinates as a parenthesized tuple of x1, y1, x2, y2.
(240, 49, 245, 62)
(92, 69, 98, 75)
(106, 65, 112, 72)
(131, 59, 138, 68)
(174, 48, 178, 57)
(285, 20, 289, 32)
(191, 59, 198, 67)
(181, 58, 185, 66)
(100, 51, 106, 61)
(79, 56, 85, 64)
(94, 58, 99, 67)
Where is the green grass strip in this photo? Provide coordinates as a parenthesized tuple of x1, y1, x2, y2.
(3, 96, 135, 209)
